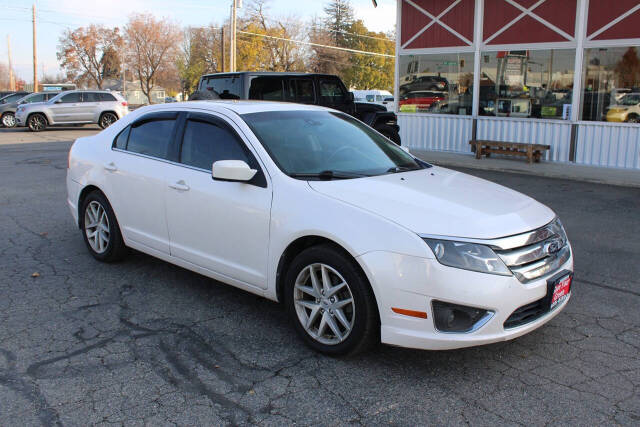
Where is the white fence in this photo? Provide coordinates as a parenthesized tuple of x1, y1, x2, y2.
(399, 114, 640, 170)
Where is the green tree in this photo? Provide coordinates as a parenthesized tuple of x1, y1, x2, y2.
(323, 0, 354, 46)
(339, 20, 395, 91)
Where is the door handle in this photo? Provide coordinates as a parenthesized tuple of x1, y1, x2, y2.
(104, 162, 117, 172)
(169, 180, 190, 191)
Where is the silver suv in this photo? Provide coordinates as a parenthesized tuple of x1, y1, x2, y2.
(15, 90, 129, 131)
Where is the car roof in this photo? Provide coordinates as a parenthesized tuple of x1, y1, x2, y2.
(137, 100, 331, 115)
(201, 72, 341, 79)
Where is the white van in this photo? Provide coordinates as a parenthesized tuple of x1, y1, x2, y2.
(352, 90, 395, 111)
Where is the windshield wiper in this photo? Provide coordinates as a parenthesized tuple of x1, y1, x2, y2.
(386, 166, 423, 174)
(289, 170, 369, 180)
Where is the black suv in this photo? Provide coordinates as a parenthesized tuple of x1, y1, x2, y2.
(399, 76, 449, 95)
(196, 72, 401, 144)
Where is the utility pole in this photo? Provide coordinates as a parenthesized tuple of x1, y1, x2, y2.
(32, 3, 38, 92)
(230, 0, 242, 72)
(221, 27, 226, 73)
(7, 35, 15, 91)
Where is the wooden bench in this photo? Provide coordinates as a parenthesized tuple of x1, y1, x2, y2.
(469, 140, 551, 164)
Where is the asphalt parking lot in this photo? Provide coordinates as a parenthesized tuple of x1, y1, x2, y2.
(1, 127, 639, 426)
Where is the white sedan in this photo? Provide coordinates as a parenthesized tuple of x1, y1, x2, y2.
(66, 101, 574, 355)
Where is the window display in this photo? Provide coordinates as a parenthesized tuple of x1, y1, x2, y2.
(479, 49, 575, 120)
(398, 53, 474, 115)
(582, 46, 640, 123)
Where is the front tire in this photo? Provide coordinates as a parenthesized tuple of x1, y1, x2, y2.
(284, 244, 379, 355)
(626, 114, 639, 124)
(99, 112, 118, 129)
(1, 112, 16, 128)
(79, 191, 127, 262)
(27, 113, 47, 132)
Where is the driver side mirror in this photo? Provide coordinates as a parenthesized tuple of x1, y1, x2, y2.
(212, 160, 257, 182)
(346, 92, 355, 102)
(54, 99, 62, 104)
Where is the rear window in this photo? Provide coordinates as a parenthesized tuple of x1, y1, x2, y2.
(200, 75, 242, 99)
(99, 93, 117, 102)
(126, 120, 175, 159)
(249, 77, 284, 101)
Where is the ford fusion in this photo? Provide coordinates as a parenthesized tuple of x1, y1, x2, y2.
(66, 101, 573, 355)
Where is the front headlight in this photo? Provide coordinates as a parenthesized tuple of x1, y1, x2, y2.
(423, 238, 511, 276)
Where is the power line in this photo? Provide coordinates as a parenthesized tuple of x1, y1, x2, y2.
(237, 30, 394, 58)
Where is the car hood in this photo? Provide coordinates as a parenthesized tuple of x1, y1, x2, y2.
(0, 102, 17, 112)
(308, 166, 555, 239)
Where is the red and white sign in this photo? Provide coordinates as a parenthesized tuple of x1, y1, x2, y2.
(551, 275, 572, 310)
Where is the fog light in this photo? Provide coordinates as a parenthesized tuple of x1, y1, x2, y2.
(432, 301, 493, 333)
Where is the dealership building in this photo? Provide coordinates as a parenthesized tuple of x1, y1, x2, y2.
(394, 0, 640, 169)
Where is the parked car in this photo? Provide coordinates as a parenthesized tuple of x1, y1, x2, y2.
(400, 75, 449, 95)
(0, 91, 31, 105)
(0, 91, 60, 128)
(196, 72, 401, 144)
(605, 93, 640, 123)
(67, 101, 574, 355)
(15, 90, 129, 131)
(399, 91, 446, 112)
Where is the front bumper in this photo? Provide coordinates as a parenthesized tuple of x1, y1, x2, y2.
(357, 249, 573, 351)
(14, 110, 27, 126)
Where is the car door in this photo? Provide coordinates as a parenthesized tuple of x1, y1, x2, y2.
(317, 77, 351, 113)
(106, 111, 179, 254)
(164, 112, 272, 289)
(80, 92, 101, 122)
(50, 92, 83, 123)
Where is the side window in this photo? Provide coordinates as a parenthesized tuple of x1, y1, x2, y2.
(99, 93, 117, 102)
(286, 79, 314, 103)
(366, 95, 375, 102)
(59, 92, 82, 103)
(24, 94, 45, 103)
(127, 119, 176, 159)
(202, 76, 242, 99)
(113, 126, 131, 150)
(319, 80, 346, 103)
(83, 92, 100, 102)
(249, 77, 284, 101)
(180, 119, 250, 170)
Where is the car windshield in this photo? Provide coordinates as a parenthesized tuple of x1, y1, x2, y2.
(242, 110, 425, 179)
(618, 94, 640, 106)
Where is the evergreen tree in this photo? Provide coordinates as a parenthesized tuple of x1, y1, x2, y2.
(323, 0, 354, 46)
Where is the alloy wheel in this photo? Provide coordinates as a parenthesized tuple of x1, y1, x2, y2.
(293, 263, 355, 345)
(2, 113, 16, 128)
(84, 201, 110, 254)
(29, 115, 46, 131)
(100, 113, 117, 128)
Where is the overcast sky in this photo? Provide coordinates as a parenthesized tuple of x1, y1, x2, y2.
(1, 0, 397, 81)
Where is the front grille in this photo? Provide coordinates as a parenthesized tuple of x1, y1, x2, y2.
(492, 219, 570, 283)
(503, 297, 547, 328)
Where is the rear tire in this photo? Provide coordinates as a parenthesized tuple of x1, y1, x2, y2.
(79, 191, 127, 262)
(99, 112, 118, 129)
(27, 113, 47, 132)
(1, 112, 16, 128)
(284, 244, 379, 356)
(376, 124, 401, 145)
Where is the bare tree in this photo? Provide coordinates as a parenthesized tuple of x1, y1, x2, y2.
(125, 14, 181, 104)
(57, 25, 123, 89)
(0, 63, 9, 90)
(243, 0, 306, 71)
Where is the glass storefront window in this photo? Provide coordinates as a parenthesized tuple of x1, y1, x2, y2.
(398, 53, 474, 115)
(479, 49, 575, 120)
(582, 46, 640, 123)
